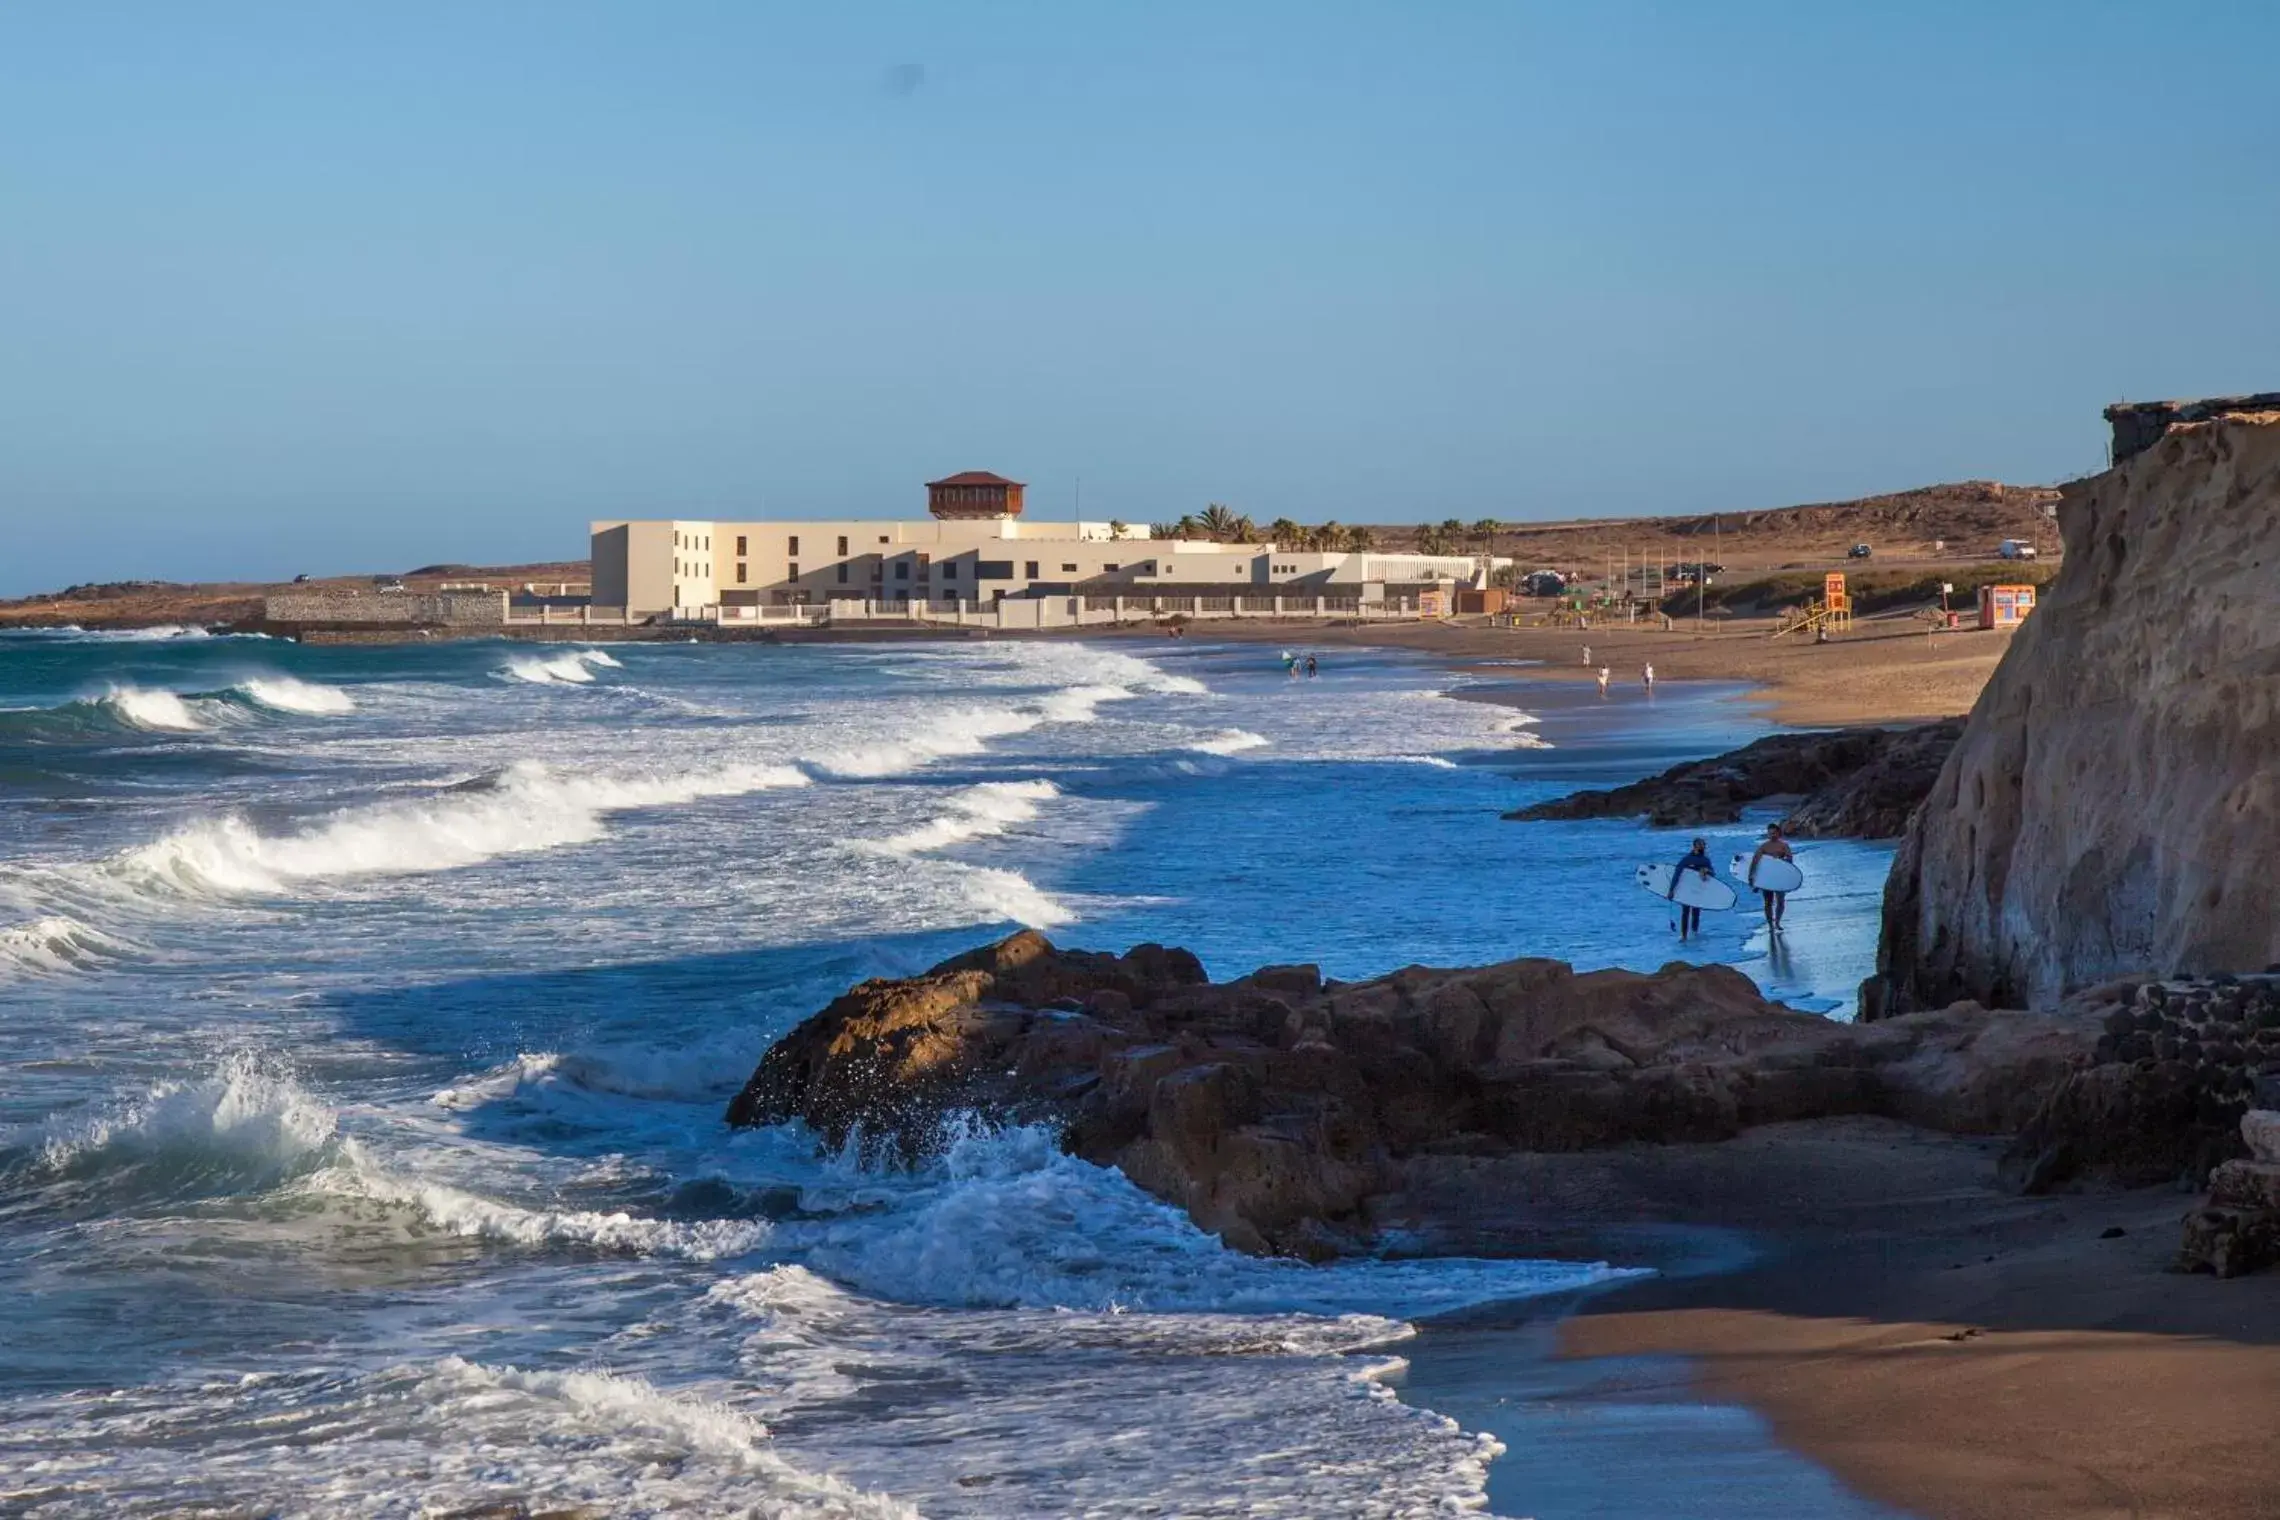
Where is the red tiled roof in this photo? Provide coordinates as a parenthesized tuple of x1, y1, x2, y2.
(927, 471, 1024, 488)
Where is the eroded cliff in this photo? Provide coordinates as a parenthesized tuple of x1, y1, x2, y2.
(1872, 408, 2280, 1013)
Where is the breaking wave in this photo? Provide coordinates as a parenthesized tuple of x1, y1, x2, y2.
(0, 915, 129, 975)
(1186, 728, 1269, 755)
(498, 647, 623, 685)
(6, 1057, 338, 1204)
(112, 758, 808, 898)
(873, 779, 1060, 856)
(226, 675, 356, 716)
(95, 685, 209, 732)
(306, 1143, 771, 1261)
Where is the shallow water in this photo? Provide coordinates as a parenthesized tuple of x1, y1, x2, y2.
(0, 629, 1894, 1516)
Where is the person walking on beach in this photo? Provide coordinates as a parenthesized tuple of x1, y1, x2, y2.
(1749, 822, 1796, 933)
(1671, 837, 1715, 941)
(1582, 644, 1591, 666)
(1642, 662, 1656, 691)
(1304, 654, 1318, 679)
(1595, 665, 1610, 695)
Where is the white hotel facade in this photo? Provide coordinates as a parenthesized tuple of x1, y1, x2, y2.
(591, 472, 1500, 623)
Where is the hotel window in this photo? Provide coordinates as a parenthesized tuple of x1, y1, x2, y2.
(895, 562, 910, 580)
(941, 562, 957, 579)
(788, 536, 800, 556)
(870, 562, 882, 581)
(736, 535, 747, 556)
(878, 535, 889, 544)
(837, 563, 849, 583)
(736, 564, 747, 584)
(1103, 564, 1119, 573)
(1060, 563, 1078, 573)
(978, 561, 1013, 580)
(1024, 561, 1038, 579)
(788, 563, 800, 580)
(837, 536, 849, 556)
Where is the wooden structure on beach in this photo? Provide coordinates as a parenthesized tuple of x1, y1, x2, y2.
(1772, 572, 1855, 638)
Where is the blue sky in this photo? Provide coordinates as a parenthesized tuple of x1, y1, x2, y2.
(2, 2, 2275, 591)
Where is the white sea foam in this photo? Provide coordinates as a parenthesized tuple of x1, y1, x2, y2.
(0, 1357, 918, 1519)
(1185, 727, 1269, 755)
(782, 1122, 1638, 1318)
(952, 865, 1075, 929)
(873, 779, 1060, 856)
(229, 675, 356, 715)
(498, 647, 623, 685)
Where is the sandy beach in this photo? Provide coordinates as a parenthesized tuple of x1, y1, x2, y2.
(1383, 1121, 2280, 1519)
(1154, 610, 2018, 727)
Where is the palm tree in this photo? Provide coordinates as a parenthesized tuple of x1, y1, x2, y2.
(1437, 518, 1467, 555)
(1171, 513, 1202, 540)
(1107, 518, 1130, 540)
(1266, 517, 1304, 550)
(1347, 526, 1376, 552)
(1315, 520, 1345, 552)
(1472, 518, 1501, 558)
(1231, 514, 1260, 543)
(1149, 522, 1179, 540)
(1198, 503, 1242, 542)
(1415, 525, 1447, 555)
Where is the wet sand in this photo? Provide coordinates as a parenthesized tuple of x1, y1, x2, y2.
(1384, 1120, 2280, 1520)
(1149, 613, 2016, 727)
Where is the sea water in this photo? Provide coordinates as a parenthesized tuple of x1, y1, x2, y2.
(0, 629, 1893, 1517)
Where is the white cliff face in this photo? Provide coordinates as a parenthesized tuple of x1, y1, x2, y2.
(1876, 411, 2280, 1012)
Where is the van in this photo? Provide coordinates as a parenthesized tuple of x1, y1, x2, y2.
(1998, 540, 2038, 561)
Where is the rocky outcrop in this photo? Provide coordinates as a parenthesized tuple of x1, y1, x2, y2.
(2003, 975, 2280, 1193)
(1873, 409, 2280, 1013)
(2179, 1105, 2280, 1278)
(2106, 393, 2280, 463)
(1507, 721, 1961, 838)
(729, 932, 2093, 1256)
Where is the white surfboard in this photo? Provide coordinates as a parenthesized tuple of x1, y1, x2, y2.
(1636, 862, 1737, 911)
(1730, 852, 1804, 894)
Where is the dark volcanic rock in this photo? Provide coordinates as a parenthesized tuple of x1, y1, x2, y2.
(1505, 721, 1961, 838)
(729, 932, 2093, 1256)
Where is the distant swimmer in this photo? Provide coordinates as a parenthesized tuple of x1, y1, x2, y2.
(1596, 666, 1611, 695)
(1749, 822, 1796, 933)
(1671, 836, 1716, 941)
(1642, 662, 1656, 690)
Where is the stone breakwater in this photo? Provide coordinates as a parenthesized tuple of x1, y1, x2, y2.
(728, 931, 2091, 1257)
(1506, 721, 1962, 838)
(2004, 975, 2280, 1195)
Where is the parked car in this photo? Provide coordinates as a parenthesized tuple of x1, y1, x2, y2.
(1998, 539, 2039, 560)
(291, 573, 310, 584)
(1847, 543, 1873, 559)
(1522, 569, 1569, 597)
(372, 576, 407, 592)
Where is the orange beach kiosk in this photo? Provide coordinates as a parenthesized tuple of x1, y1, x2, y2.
(1977, 583, 2038, 630)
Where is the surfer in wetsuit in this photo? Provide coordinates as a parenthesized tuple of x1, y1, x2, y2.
(1671, 837, 1715, 941)
(1748, 822, 1795, 933)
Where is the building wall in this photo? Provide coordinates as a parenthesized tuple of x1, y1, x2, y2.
(264, 589, 508, 625)
(590, 516, 1498, 616)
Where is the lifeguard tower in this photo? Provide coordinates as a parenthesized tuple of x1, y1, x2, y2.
(1773, 572, 1855, 637)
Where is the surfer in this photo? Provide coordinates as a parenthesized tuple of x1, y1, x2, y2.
(1596, 665, 1610, 695)
(1670, 837, 1716, 940)
(1748, 822, 1796, 932)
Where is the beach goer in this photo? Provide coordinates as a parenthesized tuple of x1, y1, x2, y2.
(1670, 836, 1715, 941)
(1582, 645, 1591, 666)
(1304, 654, 1318, 678)
(1595, 665, 1610, 695)
(1642, 662, 1656, 690)
(1749, 822, 1796, 933)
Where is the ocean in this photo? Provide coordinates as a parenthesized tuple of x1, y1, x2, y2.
(0, 626, 1895, 1517)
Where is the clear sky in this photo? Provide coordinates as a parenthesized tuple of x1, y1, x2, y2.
(2, 2, 2275, 592)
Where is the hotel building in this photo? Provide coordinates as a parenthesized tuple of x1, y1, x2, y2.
(590, 472, 1498, 621)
